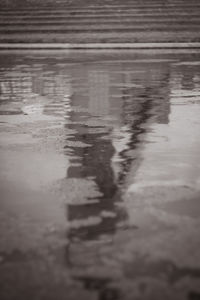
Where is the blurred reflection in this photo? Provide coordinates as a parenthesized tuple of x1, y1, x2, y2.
(1, 54, 200, 299)
(64, 61, 171, 241)
(65, 68, 126, 240)
(0, 56, 172, 241)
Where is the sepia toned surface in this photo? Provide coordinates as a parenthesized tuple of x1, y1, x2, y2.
(0, 51, 200, 299)
(0, 0, 200, 43)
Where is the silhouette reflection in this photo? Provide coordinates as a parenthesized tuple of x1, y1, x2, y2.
(0, 56, 173, 242)
(64, 61, 171, 241)
(65, 68, 126, 240)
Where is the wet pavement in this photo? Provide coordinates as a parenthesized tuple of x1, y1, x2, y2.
(1, 0, 200, 43)
(0, 51, 200, 300)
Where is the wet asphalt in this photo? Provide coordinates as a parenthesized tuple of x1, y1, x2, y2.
(0, 50, 200, 300)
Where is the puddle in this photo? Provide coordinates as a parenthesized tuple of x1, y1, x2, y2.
(0, 51, 200, 299)
(1, 52, 200, 234)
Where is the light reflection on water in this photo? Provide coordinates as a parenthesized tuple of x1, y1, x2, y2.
(0, 54, 200, 241)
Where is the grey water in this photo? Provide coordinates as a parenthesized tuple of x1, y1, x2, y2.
(0, 51, 200, 300)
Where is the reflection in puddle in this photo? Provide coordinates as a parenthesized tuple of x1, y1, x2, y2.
(63, 62, 172, 241)
(1, 55, 200, 240)
(1, 53, 200, 298)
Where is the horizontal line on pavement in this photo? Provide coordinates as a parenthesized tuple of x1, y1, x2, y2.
(1, 28, 200, 34)
(1, 21, 200, 26)
(0, 17, 199, 22)
(0, 8, 199, 14)
(0, 9, 198, 16)
(1, 3, 200, 10)
(0, 13, 199, 19)
(1, 43, 200, 49)
(1, 26, 200, 32)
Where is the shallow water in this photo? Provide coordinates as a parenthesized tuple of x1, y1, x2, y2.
(0, 51, 200, 299)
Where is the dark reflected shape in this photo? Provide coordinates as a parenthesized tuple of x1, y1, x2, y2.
(99, 288, 120, 300)
(0, 55, 172, 242)
(188, 292, 200, 300)
(117, 86, 155, 184)
(66, 122, 125, 240)
(75, 275, 111, 290)
(65, 62, 171, 241)
(66, 130, 116, 199)
(74, 275, 120, 300)
(64, 68, 126, 241)
(118, 73, 171, 183)
(0, 110, 22, 115)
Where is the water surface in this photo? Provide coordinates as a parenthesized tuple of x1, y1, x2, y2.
(0, 51, 200, 299)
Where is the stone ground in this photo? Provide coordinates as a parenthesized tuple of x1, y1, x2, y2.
(0, 0, 200, 43)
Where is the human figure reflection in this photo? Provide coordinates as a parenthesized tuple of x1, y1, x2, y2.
(64, 62, 171, 242)
(0, 58, 171, 242)
(65, 69, 127, 241)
